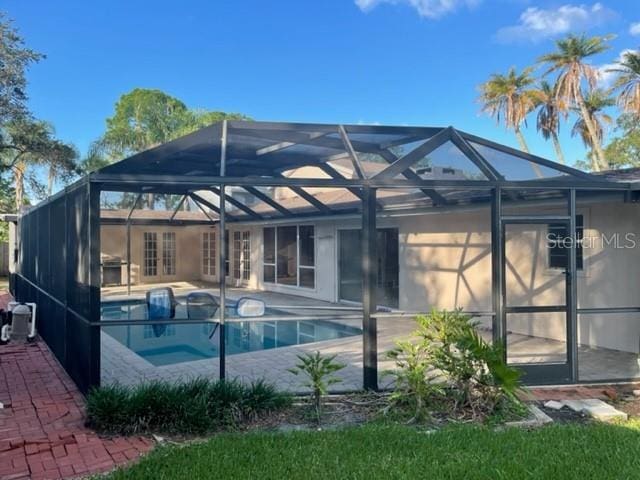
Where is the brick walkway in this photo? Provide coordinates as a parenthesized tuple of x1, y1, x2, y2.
(0, 294, 154, 480)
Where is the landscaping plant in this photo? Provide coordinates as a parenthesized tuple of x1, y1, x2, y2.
(86, 378, 291, 435)
(385, 309, 523, 421)
(288, 351, 346, 422)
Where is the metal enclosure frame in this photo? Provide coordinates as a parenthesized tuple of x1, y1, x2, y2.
(11, 120, 640, 393)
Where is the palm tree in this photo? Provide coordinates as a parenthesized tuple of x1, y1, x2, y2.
(535, 80, 567, 164)
(478, 67, 540, 153)
(608, 49, 640, 118)
(571, 89, 615, 157)
(537, 34, 612, 171)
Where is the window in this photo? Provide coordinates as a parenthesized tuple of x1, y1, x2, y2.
(548, 215, 584, 270)
(143, 232, 157, 276)
(233, 231, 241, 279)
(263, 225, 315, 288)
(162, 232, 176, 275)
(242, 231, 251, 280)
(299, 225, 315, 288)
(202, 231, 216, 276)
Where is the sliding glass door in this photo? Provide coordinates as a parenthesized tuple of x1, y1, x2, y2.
(338, 228, 399, 308)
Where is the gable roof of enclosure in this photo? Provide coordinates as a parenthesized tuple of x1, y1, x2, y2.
(91, 120, 632, 222)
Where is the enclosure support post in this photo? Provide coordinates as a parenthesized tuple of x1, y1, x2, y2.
(126, 223, 131, 296)
(88, 181, 102, 390)
(567, 188, 578, 382)
(362, 186, 378, 390)
(125, 193, 141, 297)
(218, 120, 228, 381)
(491, 187, 504, 349)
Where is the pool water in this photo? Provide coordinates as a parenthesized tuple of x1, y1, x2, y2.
(101, 299, 361, 367)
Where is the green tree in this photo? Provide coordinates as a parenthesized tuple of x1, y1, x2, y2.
(608, 50, 640, 118)
(2, 118, 77, 209)
(538, 34, 612, 171)
(102, 88, 191, 159)
(535, 80, 568, 164)
(0, 12, 43, 133)
(603, 114, 640, 168)
(93, 88, 250, 168)
(478, 67, 540, 153)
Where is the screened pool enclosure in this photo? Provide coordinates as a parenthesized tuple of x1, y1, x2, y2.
(12, 121, 640, 394)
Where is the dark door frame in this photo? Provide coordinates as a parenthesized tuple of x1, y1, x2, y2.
(500, 215, 576, 385)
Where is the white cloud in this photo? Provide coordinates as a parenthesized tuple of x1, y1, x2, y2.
(597, 49, 638, 89)
(630, 22, 640, 36)
(495, 3, 617, 43)
(354, 0, 481, 19)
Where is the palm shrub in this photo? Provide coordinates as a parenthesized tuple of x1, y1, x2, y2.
(384, 340, 444, 423)
(288, 351, 346, 422)
(386, 310, 523, 421)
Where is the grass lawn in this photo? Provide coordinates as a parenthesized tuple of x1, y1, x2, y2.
(105, 422, 640, 479)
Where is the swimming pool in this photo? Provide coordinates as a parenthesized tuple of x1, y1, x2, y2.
(101, 298, 362, 367)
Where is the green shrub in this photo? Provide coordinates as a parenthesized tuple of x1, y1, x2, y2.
(384, 340, 444, 422)
(385, 309, 523, 422)
(86, 378, 292, 435)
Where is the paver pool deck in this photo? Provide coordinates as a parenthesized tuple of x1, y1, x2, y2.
(0, 293, 153, 480)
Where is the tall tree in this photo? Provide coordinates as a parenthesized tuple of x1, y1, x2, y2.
(2, 118, 77, 209)
(102, 88, 191, 159)
(0, 13, 43, 132)
(45, 141, 78, 197)
(101, 89, 250, 160)
(570, 89, 615, 156)
(537, 34, 612, 171)
(535, 80, 567, 164)
(608, 50, 640, 118)
(478, 67, 539, 153)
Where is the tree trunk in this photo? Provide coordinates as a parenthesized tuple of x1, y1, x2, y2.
(575, 93, 608, 171)
(551, 132, 566, 165)
(47, 166, 55, 197)
(515, 127, 544, 178)
(514, 128, 530, 153)
(14, 161, 25, 211)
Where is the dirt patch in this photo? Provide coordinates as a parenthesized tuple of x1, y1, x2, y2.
(243, 393, 384, 432)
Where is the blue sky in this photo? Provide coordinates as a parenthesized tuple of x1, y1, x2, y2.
(3, 0, 640, 169)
